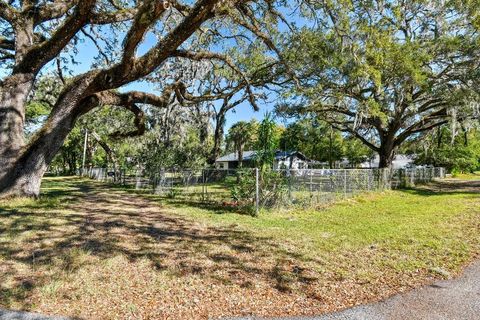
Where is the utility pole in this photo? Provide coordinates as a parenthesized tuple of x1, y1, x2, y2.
(82, 128, 88, 176)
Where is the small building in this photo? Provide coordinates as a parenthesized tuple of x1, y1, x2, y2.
(215, 150, 311, 170)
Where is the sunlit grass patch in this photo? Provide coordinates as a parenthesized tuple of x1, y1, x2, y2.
(450, 171, 480, 180)
(164, 183, 480, 277)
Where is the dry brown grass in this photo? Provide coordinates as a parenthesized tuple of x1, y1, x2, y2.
(0, 177, 479, 319)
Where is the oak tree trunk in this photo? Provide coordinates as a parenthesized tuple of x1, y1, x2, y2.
(0, 73, 36, 197)
(378, 145, 395, 169)
(0, 83, 91, 198)
(0, 113, 78, 197)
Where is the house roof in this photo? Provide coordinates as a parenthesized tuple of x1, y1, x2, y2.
(274, 150, 309, 161)
(216, 150, 310, 162)
(216, 151, 257, 162)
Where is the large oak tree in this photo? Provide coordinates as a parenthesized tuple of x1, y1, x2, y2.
(0, 0, 289, 197)
(282, 0, 480, 168)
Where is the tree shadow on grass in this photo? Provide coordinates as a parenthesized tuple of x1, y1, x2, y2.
(39, 177, 95, 200)
(0, 177, 320, 312)
(397, 180, 480, 197)
(108, 183, 254, 215)
(160, 198, 255, 215)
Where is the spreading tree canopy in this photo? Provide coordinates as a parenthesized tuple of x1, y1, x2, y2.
(281, 0, 480, 167)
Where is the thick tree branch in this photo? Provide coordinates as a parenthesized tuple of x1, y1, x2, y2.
(121, 0, 168, 70)
(0, 1, 17, 22)
(97, 89, 175, 110)
(33, 0, 78, 25)
(92, 86, 186, 138)
(34, 0, 138, 25)
(0, 36, 14, 50)
(89, 0, 219, 92)
(14, 0, 96, 74)
(127, 0, 218, 79)
(89, 8, 138, 24)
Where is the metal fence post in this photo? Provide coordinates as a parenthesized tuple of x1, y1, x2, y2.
(310, 170, 313, 193)
(382, 169, 386, 190)
(202, 169, 205, 202)
(255, 168, 259, 215)
(309, 169, 313, 205)
(204, 169, 208, 201)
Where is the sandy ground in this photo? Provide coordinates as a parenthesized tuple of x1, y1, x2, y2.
(259, 259, 480, 320)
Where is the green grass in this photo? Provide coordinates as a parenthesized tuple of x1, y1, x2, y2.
(159, 186, 480, 272)
(0, 176, 479, 319)
(450, 171, 480, 180)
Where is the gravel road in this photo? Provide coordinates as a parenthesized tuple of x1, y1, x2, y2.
(0, 310, 70, 320)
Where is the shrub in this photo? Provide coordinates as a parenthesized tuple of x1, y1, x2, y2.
(229, 168, 290, 214)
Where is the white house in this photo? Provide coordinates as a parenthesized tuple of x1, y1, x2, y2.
(215, 150, 311, 170)
(359, 154, 415, 169)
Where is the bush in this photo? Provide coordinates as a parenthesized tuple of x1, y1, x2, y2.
(258, 170, 289, 207)
(230, 169, 256, 205)
(229, 168, 290, 214)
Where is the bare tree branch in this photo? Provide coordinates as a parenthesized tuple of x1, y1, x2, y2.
(81, 28, 110, 64)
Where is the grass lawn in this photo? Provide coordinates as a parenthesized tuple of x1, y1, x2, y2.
(0, 177, 479, 319)
(451, 171, 480, 180)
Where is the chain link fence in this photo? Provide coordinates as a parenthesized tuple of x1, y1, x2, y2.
(81, 166, 446, 214)
(391, 167, 446, 188)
